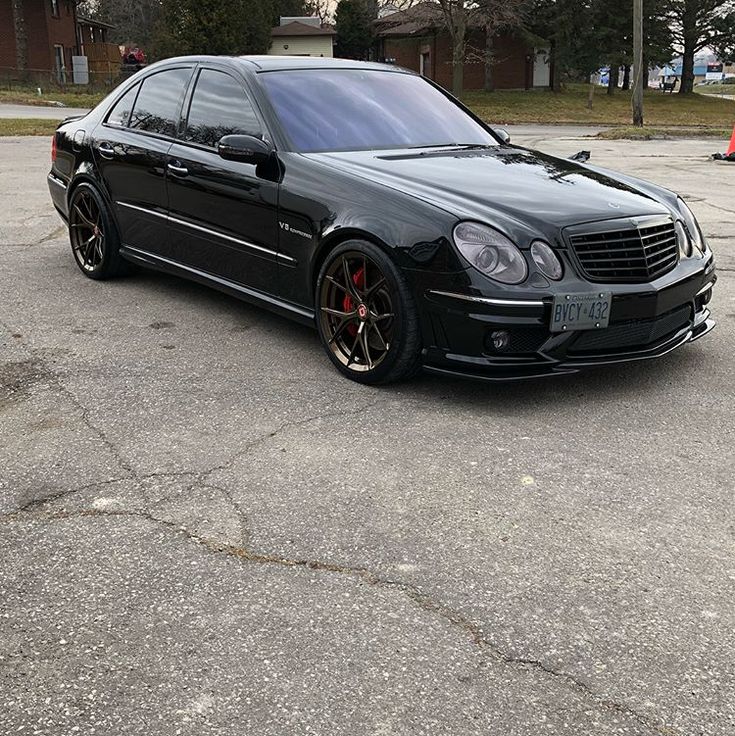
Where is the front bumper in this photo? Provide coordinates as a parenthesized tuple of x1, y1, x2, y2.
(420, 259, 716, 381)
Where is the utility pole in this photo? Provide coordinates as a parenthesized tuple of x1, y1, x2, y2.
(632, 0, 644, 126)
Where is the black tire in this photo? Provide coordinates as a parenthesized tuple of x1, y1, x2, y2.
(68, 182, 129, 280)
(316, 240, 422, 385)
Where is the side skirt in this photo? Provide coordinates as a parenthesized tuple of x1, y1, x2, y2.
(120, 245, 316, 328)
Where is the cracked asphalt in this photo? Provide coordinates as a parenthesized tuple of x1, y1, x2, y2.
(1, 132, 734, 736)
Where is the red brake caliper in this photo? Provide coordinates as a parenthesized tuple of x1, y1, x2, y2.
(343, 266, 365, 338)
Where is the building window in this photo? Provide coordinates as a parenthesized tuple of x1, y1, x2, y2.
(50, 0, 59, 17)
(54, 45, 66, 83)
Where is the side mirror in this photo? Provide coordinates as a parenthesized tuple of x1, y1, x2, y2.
(494, 128, 511, 144)
(218, 134, 273, 165)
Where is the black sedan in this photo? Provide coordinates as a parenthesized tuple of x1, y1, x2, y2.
(47, 56, 716, 383)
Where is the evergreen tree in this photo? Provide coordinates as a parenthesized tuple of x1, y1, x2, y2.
(524, 0, 598, 92)
(271, 0, 310, 25)
(335, 0, 377, 59)
(666, 0, 735, 93)
(153, 0, 272, 59)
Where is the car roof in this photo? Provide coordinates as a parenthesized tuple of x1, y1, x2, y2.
(149, 54, 413, 75)
(237, 56, 406, 73)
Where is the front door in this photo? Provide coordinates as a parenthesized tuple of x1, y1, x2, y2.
(92, 66, 193, 258)
(165, 67, 280, 296)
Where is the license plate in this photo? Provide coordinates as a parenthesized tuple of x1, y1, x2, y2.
(550, 292, 612, 332)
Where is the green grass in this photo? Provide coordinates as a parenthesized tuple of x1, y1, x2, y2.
(0, 87, 104, 109)
(463, 83, 735, 128)
(0, 118, 59, 136)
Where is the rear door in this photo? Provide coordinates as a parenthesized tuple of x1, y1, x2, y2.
(165, 66, 280, 295)
(92, 66, 194, 257)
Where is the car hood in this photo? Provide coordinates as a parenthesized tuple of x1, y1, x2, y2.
(307, 146, 671, 237)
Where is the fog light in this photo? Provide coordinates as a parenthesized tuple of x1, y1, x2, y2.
(700, 288, 712, 305)
(489, 330, 510, 351)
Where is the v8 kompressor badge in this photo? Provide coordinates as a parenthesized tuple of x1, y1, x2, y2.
(279, 221, 311, 240)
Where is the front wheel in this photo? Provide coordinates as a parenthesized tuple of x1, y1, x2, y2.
(316, 241, 422, 384)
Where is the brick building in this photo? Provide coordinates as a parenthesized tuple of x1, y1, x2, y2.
(1, 0, 81, 80)
(375, 3, 550, 91)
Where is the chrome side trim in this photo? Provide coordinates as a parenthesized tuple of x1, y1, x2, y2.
(117, 200, 167, 219)
(428, 289, 545, 308)
(122, 245, 314, 320)
(696, 280, 715, 296)
(47, 172, 67, 190)
(116, 201, 296, 264)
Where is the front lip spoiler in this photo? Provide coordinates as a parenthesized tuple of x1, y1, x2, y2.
(422, 312, 715, 382)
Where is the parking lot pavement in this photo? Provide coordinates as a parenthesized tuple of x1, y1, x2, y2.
(1, 132, 733, 736)
(0, 103, 91, 119)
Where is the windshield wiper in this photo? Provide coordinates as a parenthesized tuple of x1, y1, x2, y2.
(407, 143, 496, 150)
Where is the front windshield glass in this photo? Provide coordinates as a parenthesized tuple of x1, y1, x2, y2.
(260, 69, 498, 153)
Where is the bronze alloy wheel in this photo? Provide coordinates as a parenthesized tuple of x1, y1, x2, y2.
(69, 189, 105, 273)
(318, 251, 396, 372)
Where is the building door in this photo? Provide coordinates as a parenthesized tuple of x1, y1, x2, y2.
(420, 51, 431, 77)
(533, 48, 550, 88)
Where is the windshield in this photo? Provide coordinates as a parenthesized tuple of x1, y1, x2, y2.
(259, 69, 498, 153)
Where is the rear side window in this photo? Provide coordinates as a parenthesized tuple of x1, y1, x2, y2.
(128, 68, 192, 137)
(106, 83, 139, 127)
(183, 69, 261, 149)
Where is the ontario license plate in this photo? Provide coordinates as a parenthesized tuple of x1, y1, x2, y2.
(550, 292, 612, 332)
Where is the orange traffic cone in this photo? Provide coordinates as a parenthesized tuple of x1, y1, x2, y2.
(727, 125, 735, 156)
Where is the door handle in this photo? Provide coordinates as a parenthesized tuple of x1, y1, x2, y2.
(167, 161, 189, 177)
(97, 142, 115, 160)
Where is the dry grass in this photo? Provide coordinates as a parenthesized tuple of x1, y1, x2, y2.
(0, 87, 104, 109)
(0, 119, 59, 136)
(464, 84, 735, 128)
(597, 126, 731, 140)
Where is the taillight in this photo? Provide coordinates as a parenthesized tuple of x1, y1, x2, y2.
(51, 134, 57, 163)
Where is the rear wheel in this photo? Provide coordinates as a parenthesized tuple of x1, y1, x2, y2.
(316, 241, 421, 384)
(68, 183, 128, 279)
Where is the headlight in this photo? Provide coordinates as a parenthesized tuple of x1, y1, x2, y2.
(675, 220, 691, 258)
(676, 198, 704, 257)
(453, 222, 527, 284)
(530, 241, 563, 280)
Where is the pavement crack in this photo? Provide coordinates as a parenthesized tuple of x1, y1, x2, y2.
(5, 505, 677, 736)
(199, 398, 385, 483)
(702, 201, 735, 217)
(14, 477, 130, 515)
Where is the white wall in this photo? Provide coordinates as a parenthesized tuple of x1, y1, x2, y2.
(268, 36, 334, 58)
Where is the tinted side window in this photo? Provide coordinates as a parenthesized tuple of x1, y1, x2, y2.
(106, 83, 139, 127)
(183, 69, 261, 149)
(129, 68, 192, 137)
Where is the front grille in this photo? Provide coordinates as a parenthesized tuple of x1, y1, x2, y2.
(569, 306, 691, 353)
(569, 219, 678, 283)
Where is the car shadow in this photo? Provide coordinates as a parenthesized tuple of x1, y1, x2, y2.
(125, 267, 708, 411)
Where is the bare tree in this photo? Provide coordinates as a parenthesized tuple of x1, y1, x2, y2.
(436, 0, 524, 96)
(11, 0, 27, 73)
(306, 0, 334, 24)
